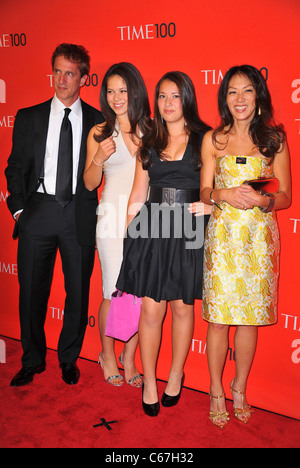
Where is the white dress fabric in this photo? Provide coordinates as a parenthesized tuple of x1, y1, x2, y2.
(96, 122, 136, 299)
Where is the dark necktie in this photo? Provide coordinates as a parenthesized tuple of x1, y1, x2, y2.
(56, 108, 73, 207)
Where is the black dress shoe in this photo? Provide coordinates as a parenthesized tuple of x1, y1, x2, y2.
(142, 384, 160, 417)
(60, 363, 80, 385)
(10, 365, 46, 387)
(161, 374, 185, 408)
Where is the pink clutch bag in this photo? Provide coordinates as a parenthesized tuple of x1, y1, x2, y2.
(105, 290, 141, 342)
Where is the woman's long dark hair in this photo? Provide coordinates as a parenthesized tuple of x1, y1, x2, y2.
(140, 71, 210, 169)
(94, 62, 151, 143)
(213, 64, 286, 161)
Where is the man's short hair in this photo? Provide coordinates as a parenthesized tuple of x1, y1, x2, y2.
(51, 43, 90, 77)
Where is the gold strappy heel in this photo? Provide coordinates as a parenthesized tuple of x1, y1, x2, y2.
(230, 380, 254, 424)
(209, 393, 230, 429)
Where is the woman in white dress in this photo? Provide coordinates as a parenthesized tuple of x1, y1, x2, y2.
(84, 63, 151, 386)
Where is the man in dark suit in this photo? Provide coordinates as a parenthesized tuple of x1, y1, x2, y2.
(5, 43, 104, 387)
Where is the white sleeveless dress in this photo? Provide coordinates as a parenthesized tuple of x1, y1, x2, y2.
(96, 123, 136, 299)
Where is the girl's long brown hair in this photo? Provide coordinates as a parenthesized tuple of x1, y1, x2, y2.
(94, 62, 152, 143)
(140, 71, 210, 169)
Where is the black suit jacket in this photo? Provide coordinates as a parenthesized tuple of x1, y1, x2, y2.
(5, 98, 104, 246)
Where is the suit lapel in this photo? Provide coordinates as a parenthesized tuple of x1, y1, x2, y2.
(34, 99, 52, 179)
(77, 100, 93, 182)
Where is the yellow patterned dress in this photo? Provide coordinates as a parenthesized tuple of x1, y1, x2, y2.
(202, 155, 279, 326)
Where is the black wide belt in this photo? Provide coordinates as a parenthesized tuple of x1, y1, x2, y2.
(148, 186, 199, 205)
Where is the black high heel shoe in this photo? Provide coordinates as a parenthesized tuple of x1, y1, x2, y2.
(142, 384, 160, 417)
(161, 373, 185, 408)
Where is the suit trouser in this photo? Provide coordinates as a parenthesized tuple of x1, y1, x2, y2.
(17, 193, 95, 368)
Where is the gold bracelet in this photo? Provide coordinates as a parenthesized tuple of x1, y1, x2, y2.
(92, 157, 104, 167)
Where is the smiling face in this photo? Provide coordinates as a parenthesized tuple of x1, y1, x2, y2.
(157, 79, 184, 125)
(53, 55, 87, 107)
(106, 75, 129, 117)
(226, 73, 257, 124)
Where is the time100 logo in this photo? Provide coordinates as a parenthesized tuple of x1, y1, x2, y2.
(118, 23, 176, 41)
(0, 33, 27, 47)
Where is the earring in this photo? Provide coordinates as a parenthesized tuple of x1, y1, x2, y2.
(258, 107, 262, 116)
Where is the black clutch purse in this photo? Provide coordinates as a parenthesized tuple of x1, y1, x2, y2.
(243, 177, 279, 194)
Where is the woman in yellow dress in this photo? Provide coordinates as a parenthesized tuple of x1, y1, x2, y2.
(198, 65, 292, 428)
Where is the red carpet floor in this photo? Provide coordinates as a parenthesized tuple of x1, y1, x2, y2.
(0, 336, 299, 449)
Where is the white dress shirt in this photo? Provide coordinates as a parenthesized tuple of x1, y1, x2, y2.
(37, 94, 83, 195)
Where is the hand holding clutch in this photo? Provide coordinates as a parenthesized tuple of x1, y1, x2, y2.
(243, 177, 278, 213)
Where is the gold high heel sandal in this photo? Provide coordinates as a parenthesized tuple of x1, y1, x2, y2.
(230, 381, 254, 424)
(209, 393, 230, 430)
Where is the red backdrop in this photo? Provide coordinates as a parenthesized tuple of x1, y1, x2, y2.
(0, 0, 299, 420)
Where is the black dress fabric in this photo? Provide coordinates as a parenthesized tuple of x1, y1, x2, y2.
(116, 137, 210, 304)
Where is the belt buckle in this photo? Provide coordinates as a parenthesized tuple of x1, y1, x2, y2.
(162, 187, 176, 205)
